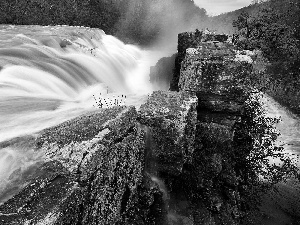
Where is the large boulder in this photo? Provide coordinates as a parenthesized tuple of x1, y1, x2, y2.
(138, 91, 198, 176)
(139, 90, 198, 225)
(0, 107, 167, 225)
(170, 30, 230, 91)
(137, 88, 245, 225)
(178, 44, 252, 94)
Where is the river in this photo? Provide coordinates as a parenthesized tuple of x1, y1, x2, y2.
(0, 25, 299, 222)
(0, 25, 172, 201)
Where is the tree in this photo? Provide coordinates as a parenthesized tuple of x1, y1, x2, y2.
(233, 90, 299, 188)
(233, 0, 299, 59)
(251, 0, 269, 5)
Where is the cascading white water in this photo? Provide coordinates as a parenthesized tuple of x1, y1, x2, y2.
(0, 25, 158, 143)
(0, 25, 170, 201)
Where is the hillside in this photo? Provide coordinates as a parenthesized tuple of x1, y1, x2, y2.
(205, 3, 262, 34)
(232, 0, 300, 114)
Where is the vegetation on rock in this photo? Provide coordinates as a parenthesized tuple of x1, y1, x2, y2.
(166, 29, 299, 223)
(232, 0, 300, 114)
(234, 91, 299, 185)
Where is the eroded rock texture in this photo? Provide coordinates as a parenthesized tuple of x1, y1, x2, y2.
(139, 90, 198, 225)
(0, 107, 166, 225)
(164, 30, 252, 225)
(170, 30, 230, 91)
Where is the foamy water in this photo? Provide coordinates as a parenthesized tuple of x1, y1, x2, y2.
(0, 25, 164, 143)
(0, 25, 170, 201)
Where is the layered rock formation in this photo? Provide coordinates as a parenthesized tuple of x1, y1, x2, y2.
(147, 30, 255, 224)
(177, 39, 251, 224)
(170, 30, 230, 91)
(0, 107, 167, 225)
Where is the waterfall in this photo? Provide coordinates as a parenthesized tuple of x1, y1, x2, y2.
(0, 25, 169, 202)
(0, 25, 159, 143)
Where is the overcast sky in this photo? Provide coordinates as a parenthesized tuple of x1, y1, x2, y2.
(194, 0, 252, 16)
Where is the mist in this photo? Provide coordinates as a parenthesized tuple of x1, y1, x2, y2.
(115, 0, 208, 50)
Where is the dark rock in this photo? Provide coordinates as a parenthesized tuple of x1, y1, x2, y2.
(197, 110, 241, 127)
(167, 30, 253, 225)
(139, 90, 198, 176)
(150, 54, 176, 90)
(0, 161, 82, 225)
(196, 122, 233, 153)
(0, 107, 167, 224)
(196, 92, 245, 115)
(170, 31, 203, 91)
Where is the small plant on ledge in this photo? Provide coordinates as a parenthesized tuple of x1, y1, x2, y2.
(93, 93, 126, 109)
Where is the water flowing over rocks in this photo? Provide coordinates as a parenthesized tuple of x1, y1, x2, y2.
(0, 107, 166, 224)
(1, 29, 295, 224)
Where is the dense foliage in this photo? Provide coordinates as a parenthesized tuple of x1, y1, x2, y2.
(234, 91, 298, 187)
(0, 0, 127, 33)
(233, 0, 300, 114)
(0, 0, 208, 46)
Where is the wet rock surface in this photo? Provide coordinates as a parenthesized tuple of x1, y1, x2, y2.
(0, 107, 167, 225)
(139, 30, 252, 225)
(165, 30, 251, 224)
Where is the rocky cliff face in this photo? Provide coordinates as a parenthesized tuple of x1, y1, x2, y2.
(170, 30, 230, 91)
(177, 38, 252, 224)
(0, 30, 257, 225)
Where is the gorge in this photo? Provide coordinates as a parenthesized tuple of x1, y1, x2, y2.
(0, 26, 299, 225)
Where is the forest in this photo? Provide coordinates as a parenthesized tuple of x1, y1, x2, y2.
(231, 0, 300, 114)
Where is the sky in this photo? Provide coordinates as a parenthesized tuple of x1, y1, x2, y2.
(194, 0, 252, 16)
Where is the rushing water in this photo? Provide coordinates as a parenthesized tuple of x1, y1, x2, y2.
(0, 25, 172, 202)
(0, 25, 157, 143)
(256, 95, 300, 225)
(262, 95, 300, 166)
